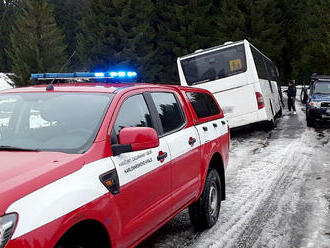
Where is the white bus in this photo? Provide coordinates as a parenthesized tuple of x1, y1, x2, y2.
(177, 40, 282, 129)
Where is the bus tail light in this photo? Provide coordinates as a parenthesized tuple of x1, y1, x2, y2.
(256, 92, 264, 109)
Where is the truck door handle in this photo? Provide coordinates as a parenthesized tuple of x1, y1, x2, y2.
(203, 127, 208, 131)
(188, 137, 196, 146)
(157, 151, 167, 162)
(213, 123, 218, 128)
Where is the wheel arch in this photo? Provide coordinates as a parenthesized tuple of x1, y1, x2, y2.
(55, 219, 111, 248)
(208, 152, 226, 200)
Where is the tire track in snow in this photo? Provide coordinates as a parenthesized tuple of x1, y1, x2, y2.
(234, 145, 312, 248)
(195, 137, 311, 248)
(140, 107, 323, 248)
(194, 113, 312, 248)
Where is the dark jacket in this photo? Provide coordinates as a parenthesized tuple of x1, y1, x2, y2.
(287, 84, 296, 98)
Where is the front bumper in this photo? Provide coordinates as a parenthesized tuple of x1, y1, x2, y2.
(307, 107, 330, 120)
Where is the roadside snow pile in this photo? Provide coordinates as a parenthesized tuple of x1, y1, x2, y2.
(0, 73, 14, 90)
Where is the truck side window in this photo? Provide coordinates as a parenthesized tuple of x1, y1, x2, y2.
(186, 92, 220, 118)
(113, 94, 152, 136)
(150, 92, 185, 134)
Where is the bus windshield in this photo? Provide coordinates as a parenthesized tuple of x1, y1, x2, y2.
(0, 92, 113, 153)
(180, 44, 247, 85)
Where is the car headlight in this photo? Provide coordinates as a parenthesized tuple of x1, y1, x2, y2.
(0, 214, 18, 248)
(309, 101, 321, 108)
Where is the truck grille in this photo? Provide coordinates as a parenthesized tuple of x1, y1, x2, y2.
(321, 102, 330, 108)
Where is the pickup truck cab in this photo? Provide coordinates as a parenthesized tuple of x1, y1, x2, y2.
(0, 77, 229, 248)
(306, 75, 330, 127)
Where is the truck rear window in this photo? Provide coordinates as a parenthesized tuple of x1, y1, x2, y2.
(186, 92, 220, 118)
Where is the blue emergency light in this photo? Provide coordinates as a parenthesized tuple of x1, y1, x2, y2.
(30, 71, 138, 80)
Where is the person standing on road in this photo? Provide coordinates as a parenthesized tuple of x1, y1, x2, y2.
(286, 80, 297, 114)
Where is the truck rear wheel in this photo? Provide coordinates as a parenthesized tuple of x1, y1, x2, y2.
(189, 168, 221, 230)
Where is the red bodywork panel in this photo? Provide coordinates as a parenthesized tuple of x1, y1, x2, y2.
(1, 82, 230, 248)
(118, 127, 159, 151)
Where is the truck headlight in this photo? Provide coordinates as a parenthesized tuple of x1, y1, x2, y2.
(0, 214, 18, 248)
(309, 101, 321, 108)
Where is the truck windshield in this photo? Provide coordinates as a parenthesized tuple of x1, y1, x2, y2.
(180, 44, 247, 85)
(0, 93, 113, 153)
(314, 81, 330, 94)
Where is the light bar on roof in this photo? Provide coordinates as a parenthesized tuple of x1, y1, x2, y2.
(94, 72, 105, 77)
(127, 72, 137, 77)
(30, 71, 138, 80)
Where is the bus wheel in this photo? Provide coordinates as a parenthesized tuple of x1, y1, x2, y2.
(278, 107, 283, 117)
(265, 117, 275, 131)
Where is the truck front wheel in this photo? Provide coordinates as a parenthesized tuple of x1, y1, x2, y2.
(306, 111, 314, 127)
(189, 168, 222, 230)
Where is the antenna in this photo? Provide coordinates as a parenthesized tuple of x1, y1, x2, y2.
(48, 49, 77, 87)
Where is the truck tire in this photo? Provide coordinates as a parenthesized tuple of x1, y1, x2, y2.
(56, 243, 85, 248)
(306, 117, 314, 127)
(56, 238, 89, 248)
(189, 168, 221, 230)
(306, 111, 314, 127)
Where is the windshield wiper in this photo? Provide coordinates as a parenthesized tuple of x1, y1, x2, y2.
(0, 145, 40, 151)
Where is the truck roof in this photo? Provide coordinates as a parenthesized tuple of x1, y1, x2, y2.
(0, 82, 208, 95)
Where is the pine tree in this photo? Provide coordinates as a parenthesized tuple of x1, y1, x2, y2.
(151, 0, 219, 83)
(77, 0, 122, 71)
(216, 0, 284, 78)
(78, 0, 160, 82)
(112, 0, 159, 82)
(49, 0, 89, 69)
(277, 0, 306, 81)
(0, 1, 7, 71)
(8, 0, 67, 86)
(297, 0, 330, 78)
(150, 0, 177, 83)
(0, 0, 22, 72)
(165, 0, 219, 55)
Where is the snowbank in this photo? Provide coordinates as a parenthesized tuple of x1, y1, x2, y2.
(0, 73, 14, 90)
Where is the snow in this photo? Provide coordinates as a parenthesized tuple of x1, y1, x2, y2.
(0, 73, 14, 90)
(139, 93, 330, 248)
(192, 104, 330, 248)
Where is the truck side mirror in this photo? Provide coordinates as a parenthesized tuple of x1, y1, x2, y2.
(112, 127, 159, 156)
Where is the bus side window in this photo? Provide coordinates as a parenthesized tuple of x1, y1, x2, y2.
(251, 45, 274, 92)
(264, 59, 274, 93)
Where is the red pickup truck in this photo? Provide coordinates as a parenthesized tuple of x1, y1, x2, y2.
(0, 79, 230, 248)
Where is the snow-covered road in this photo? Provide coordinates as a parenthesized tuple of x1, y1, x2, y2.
(139, 100, 330, 248)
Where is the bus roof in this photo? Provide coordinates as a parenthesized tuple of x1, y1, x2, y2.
(178, 40, 245, 60)
(178, 40, 274, 65)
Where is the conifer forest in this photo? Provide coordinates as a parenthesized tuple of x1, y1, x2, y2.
(0, 0, 329, 86)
